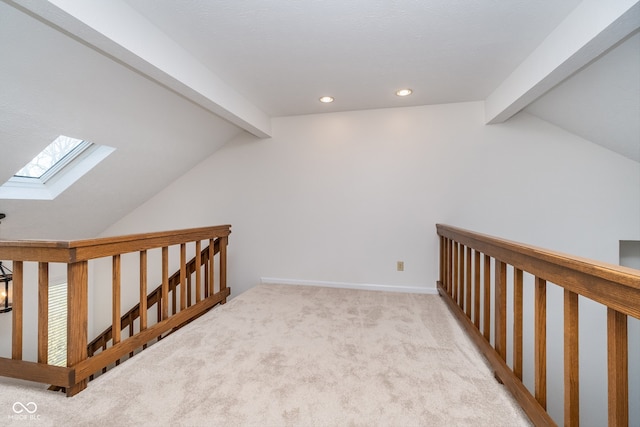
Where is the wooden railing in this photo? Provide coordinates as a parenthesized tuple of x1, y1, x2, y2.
(86, 238, 222, 378)
(0, 225, 230, 396)
(437, 224, 640, 427)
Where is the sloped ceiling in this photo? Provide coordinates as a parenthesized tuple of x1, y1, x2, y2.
(0, 0, 638, 240)
(0, 1, 243, 239)
(526, 31, 640, 162)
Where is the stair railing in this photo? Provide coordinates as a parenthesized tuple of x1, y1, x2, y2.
(437, 224, 639, 427)
(86, 238, 222, 379)
(0, 225, 230, 396)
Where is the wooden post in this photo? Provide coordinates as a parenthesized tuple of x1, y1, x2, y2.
(483, 254, 491, 341)
(180, 243, 187, 310)
(465, 246, 472, 318)
(162, 246, 169, 320)
(607, 308, 628, 427)
(458, 245, 464, 309)
(438, 236, 444, 286)
(12, 261, 23, 360)
(37, 262, 49, 364)
(460, 245, 466, 311)
(195, 241, 202, 303)
(473, 250, 480, 328)
(453, 242, 459, 304)
(112, 255, 121, 345)
(139, 250, 147, 331)
(446, 239, 453, 295)
(494, 260, 507, 361)
(208, 239, 215, 296)
(513, 268, 523, 381)
(535, 276, 547, 409)
(220, 236, 228, 303)
(66, 261, 88, 396)
(564, 289, 579, 426)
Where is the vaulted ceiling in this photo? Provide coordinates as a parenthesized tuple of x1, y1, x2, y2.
(0, 0, 638, 240)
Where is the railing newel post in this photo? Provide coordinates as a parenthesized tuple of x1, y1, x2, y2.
(66, 260, 88, 396)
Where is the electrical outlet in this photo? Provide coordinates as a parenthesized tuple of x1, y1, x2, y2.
(397, 261, 404, 271)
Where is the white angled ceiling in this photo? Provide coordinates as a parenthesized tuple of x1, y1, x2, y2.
(0, 1, 242, 239)
(0, 0, 638, 240)
(525, 31, 640, 162)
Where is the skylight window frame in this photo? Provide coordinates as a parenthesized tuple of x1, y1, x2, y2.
(0, 138, 115, 201)
(11, 139, 94, 184)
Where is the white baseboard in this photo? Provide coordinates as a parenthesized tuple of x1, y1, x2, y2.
(260, 277, 438, 295)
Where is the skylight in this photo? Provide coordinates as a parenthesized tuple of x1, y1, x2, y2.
(14, 135, 89, 180)
(0, 135, 115, 200)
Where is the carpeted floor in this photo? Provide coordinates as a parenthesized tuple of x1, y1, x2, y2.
(1, 284, 531, 426)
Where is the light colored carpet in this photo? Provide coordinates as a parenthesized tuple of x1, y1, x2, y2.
(1, 284, 531, 426)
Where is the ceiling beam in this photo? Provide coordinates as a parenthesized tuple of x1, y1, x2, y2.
(485, 0, 640, 124)
(8, 0, 272, 138)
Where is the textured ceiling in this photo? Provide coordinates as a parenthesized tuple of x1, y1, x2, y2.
(123, 0, 582, 116)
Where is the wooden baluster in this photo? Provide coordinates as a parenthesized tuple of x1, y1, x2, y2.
(438, 236, 444, 287)
(112, 255, 122, 367)
(535, 276, 547, 409)
(459, 245, 465, 309)
(180, 243, 187, 310)
(66, 261, 88, 396)
(129, 319, 134, 358)
(162, 246, 169, 320)
(465, 246, 472, 318)
(483, 254, 491, 341)
(204, 258, 210, 298)
(453, 242, 459, 303)
(12, 261, 23, 360)
(38, 262, 49, 364)
(442, 238, 448, 292)
(513, 268, 523, 381)
(564, 289, 580, 426)
(101, 343, 107, 374)
(112, 255, 121, 346)
(607, 308, 628, 427)
(209, 239, 215, 296)
(195, 240, 202, 303)
(139, 250, 147, 332)
(459, 245, 466, 310)
(446, 238, 451, 293)
(171, 280, 177, 315)
(220, 236, 228, 303)
(156, 296, 162, 341)
(495, 260, 507, 361)
(473, 250, 480, 328)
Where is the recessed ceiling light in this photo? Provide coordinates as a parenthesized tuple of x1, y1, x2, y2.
(319, 96, 334, 103)
(396, 88, 413, 97)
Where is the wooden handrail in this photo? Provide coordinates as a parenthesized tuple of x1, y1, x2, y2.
(437, 224, 639, 427)
(0, 225, 230, 262)
(0, 225, 231, 397)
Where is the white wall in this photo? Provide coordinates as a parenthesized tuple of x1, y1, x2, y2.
(100, 101, 640, 425)
(104, 101, 639, 291)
